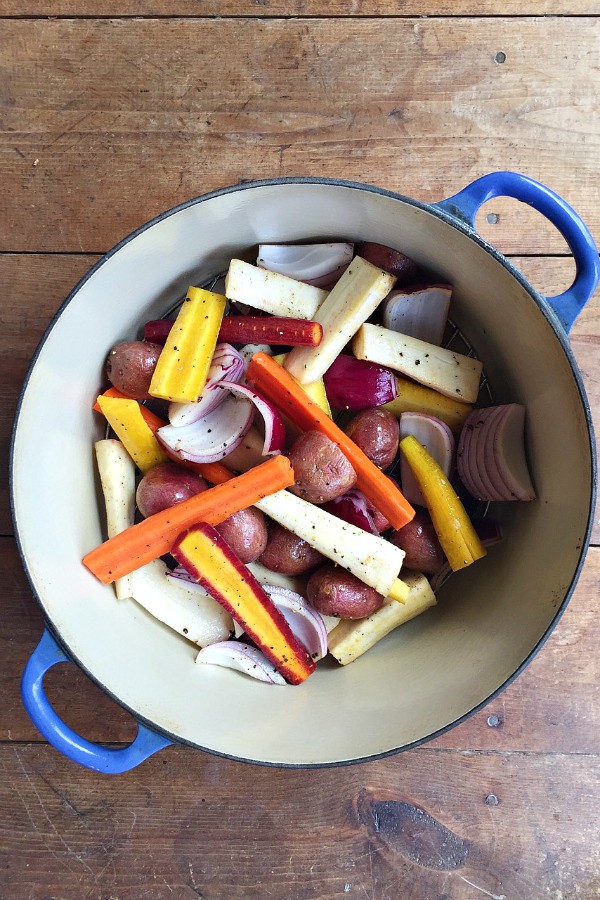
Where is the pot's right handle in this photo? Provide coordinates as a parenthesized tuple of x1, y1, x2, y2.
(21, 629, 172, 773)
(437, 171, 600, 333)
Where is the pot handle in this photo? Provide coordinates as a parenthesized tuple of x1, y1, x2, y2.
(437, 171, 600, 332)
(21, 629, 172, 773)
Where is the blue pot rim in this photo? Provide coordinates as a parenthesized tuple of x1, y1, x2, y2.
(9, 176, 597, 768)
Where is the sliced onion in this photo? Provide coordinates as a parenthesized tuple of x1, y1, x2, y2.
(323, 488, 378, 535)
(168, 343, 245, 427)
(157, 394, 253, 464)
(219, 380, 286, 455)
(382, 283, 452, 346)
(262, 585, 328, 661)
(221, 426, 267, 473)
(323, 354, 397, 410)
(399, 413, 455, 507)
(196, 641, 286, 684)
(457, 405, 535, 502)
(257, 242, 354, 287)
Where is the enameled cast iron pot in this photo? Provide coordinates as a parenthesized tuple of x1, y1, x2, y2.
(12, 172, 600, 773)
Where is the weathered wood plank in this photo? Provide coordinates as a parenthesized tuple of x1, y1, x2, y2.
(1, 1, 599, 15)
(3, 535, 599, 752)
(1, 18, 598, 253)
(3, 255, 598, 538)
(0, 743, 598, 899)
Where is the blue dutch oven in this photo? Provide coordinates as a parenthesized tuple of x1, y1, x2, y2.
(12, 172, 599, 772)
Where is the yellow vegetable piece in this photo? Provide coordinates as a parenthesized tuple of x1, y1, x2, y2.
(149, 286, 226, 402)
(383, 377, 472, 434)
(97, 395, 167, 473)
(388, 578, 410, 604)
(272, 353, 332, 417)
(400, 434, 486, 572)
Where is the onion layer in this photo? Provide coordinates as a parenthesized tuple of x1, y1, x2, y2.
(457, 405, 535, 502)
(323, 488, 379, 535)
(219, 380, 286, 455)
(157, 394, 254, 464)
(263, 585, 328, 660)
(382, 284, 452, 346)
(196, 641, 286, 684)
(399, 413, 455, 506)
(257, 242, 354, 287)
(168, 343, 245, 427)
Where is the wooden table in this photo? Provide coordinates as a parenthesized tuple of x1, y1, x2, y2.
(2, 3, 599, 898)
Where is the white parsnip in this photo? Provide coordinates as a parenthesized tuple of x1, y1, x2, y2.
(255, 490, 405, 597)
(284, 256, 396, 384)
(129, 560, 233, 647)
(352, 323, 483, 404)
(94, 439, 135, 600)
(327, 572, 436, 665)
(224, 259, 327, 319)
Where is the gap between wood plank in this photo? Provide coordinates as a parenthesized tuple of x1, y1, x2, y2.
(0, 13, 597, 19)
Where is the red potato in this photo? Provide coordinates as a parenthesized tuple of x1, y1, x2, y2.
(388, 509, 445, 575)
(307, 565, 386, 619)
(106, 341, 162, 400)
(356, 242, 418, 283)
(216, 507, 268, 564)
(259, 522, 325, 575)
(136, 461, 208, 518)
(288, 431, 357, 504)
(344, 408, 399, 470)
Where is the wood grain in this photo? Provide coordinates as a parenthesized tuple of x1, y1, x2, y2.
(1, 18, 599, 253)
(1, 1, 599, 15)
(0, 742, 598, 899)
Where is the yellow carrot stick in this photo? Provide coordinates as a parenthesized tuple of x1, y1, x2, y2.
(149, 286, 226, 402)
(97, 394, 167, 473)
(400, 435, 486, 572)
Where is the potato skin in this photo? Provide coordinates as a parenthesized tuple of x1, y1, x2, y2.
(344, 408, 399, 470)
(216, 507, 268, 564)
(307, 565, 385, 619)
(388, 509, 445, 575)
(289, 431, 357, 504)
(136, 462, 207, 518)
(356, 242, 418, 282)
(106, 341, 162, 400)
(259, 522, 325, 575)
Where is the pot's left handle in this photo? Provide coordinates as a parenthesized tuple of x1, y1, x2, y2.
(437, 171, 600, 333)
(21, 629, 172, 773)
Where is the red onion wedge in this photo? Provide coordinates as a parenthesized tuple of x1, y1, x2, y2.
(457, 405, 535, 502)
(219, 380, 286, 455)
(257, 242, 354, 288)
(382, 283, 452, 346)
(399, 413, 455, 507)
(263, 585, 328, 661)
(168, 343, 245, 427)
(323, 354, 397, 410)
(157, 394, 253, 464)
(196, 641, 287, 684)
(323, 488, 379, 535)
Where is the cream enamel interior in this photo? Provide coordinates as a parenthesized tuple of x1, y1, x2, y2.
(11, 183, 593, 765)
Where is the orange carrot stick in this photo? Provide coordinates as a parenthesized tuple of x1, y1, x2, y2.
(246, 352, 415, 530)
(188, 461, 234, 485)
(83, 455, 295, 584)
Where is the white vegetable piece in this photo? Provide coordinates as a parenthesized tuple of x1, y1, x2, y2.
(255, 490, 404, 597)
(129, 559, 233, 647)
(352, 323, 483, 404)
(328, 572, 436, 665)
(94, 439, 135, 600)
(224, 259, 328, 319)
(284, 256, 396, 384)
